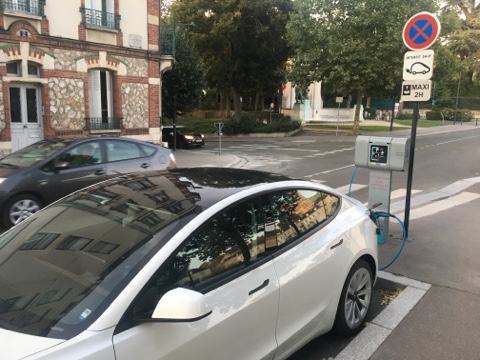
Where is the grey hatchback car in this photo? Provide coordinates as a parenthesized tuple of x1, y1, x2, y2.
(0, 137, 175, 228)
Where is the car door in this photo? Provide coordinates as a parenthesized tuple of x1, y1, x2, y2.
(113, 197, 279, 360)
(260, 189, 348, 359)
(104, 139, 152, 176)
(46, 140, 108, 200)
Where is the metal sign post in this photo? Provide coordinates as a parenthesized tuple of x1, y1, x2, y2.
(401, 11, 440, 238)
(335, 97, 343, 136)
(214, 122, 224, 155)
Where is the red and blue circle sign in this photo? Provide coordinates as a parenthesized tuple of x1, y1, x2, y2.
(403, 12, 441, 51)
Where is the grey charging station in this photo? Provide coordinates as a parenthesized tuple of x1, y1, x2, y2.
(354, 136, 410, 244)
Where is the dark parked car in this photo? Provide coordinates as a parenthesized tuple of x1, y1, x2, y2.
(162, 126, 205, 149)
(0, 136, 175, 228)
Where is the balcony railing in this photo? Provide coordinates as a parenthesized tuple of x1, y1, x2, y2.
(1, 0, 45, 16)
(85, 117, 123, 131)
(80, 7, 121, 30)
(160, 25, 175, 55)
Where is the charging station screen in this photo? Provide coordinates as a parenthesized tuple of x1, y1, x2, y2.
(370, 145, 388, 164)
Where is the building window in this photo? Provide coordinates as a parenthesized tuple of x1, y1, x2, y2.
(81, 0, 120, 30)
(88, 69, 114, 127)
(2, 0, 45, 16)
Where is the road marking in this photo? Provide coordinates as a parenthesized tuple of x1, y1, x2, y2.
(292, 140, 316, 143)
(336, 272, 431, 360)
(390, 188, 422, 200)
(335, 184, 368, 194)
(409, 191, 480, 220)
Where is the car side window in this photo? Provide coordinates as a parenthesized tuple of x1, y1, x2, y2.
(106, 140, 143, 162)
(58, 141, 102, 168)
(130, 198, 266, 318)
(140, 144, 156, 157)
(263, 189, 339, 252)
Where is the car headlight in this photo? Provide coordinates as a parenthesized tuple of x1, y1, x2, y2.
(201, 134, 205, 139)
(0, 178, 6, 185)
(184, 135, 194, 140)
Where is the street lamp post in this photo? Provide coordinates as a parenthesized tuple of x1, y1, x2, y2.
(171, 22, 195, 151)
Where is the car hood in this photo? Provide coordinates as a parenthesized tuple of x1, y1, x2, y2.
(0, 165, 21, 177)
(0, 328, 65, 360)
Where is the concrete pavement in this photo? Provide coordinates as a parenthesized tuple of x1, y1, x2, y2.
(172, 122, 480, 359)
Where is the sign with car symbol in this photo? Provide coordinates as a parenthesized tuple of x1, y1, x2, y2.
(403, 50, 434, 80)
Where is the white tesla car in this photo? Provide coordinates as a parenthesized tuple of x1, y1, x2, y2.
(0, 168, 377, 360)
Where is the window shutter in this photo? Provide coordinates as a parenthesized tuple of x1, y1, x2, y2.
(89, 70, 101, 118)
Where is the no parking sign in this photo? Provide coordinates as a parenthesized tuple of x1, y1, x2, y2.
(402, 12, 441, 51)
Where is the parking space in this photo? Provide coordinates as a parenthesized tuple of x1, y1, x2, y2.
(289, 272, 430, 359)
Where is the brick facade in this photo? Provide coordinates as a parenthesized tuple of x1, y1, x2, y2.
(0, 0, 163, 154)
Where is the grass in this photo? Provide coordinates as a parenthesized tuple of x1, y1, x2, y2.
(393, 120, 446, 127)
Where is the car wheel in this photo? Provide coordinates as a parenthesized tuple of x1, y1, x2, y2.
(3, 194, 42, 228)
(333, 259, 373, 336)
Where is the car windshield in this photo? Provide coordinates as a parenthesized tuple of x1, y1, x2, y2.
(0, 171, 200, 340)
(0, 139, 68, 168)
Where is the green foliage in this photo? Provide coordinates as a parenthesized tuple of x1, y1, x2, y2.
(170, 0, 293, 119)
(286, 0, 436, 134)
(162, 29, 204, 120)
(165, 115, 301, 135)
(439, 109, 474, 121)
(223, 115, 301, 135)
(396, 113, 412, 120)
(433, 98, 455, 109)
(426, 111, 443, 120)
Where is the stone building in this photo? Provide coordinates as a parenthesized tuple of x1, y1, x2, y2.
(0, 0, 173, 155)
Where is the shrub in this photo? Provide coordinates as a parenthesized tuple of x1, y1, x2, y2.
(426, 111, 442, 120)
(396, 113, 413, 120)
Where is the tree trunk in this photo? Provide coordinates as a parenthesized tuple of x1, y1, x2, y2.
(225, 89, 231, 113)
(352, 94, 363, 136)
(254, 92, 260, 112)
(232, 87, 242, 120)
(366, 97, 371, 109)
(346, 95, 352, 108)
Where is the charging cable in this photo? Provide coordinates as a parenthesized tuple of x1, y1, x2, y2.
(370, 211, 407, 270)
(348, 165, 358, 197)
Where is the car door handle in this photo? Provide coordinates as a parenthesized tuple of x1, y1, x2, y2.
(249, 279, 269, 295)
(330, 239, 344, 250)
(95, 170, 106, 176)
(141, 163, 150, 169)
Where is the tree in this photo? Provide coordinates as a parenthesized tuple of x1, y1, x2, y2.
(170, 0, 293, 120)
(162, 28, 204, 121)
(286, 0, 437, 135)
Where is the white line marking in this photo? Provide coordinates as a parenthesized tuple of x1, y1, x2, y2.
(335, 184, 368, 194)
(319, 164, 355, 174)
(390, 188, 422, 200)
(292, 140, 316, 143)
(409, 191, 480, 220)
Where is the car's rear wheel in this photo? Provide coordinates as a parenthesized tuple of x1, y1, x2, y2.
(3, 194, 42, 228)
(333, 259, 373, 336)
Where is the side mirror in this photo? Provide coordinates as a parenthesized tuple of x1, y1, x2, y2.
(151, 288, 211, 322)
(53, 161, 70, 170)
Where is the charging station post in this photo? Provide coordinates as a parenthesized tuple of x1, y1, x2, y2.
(354, 136, 410, 244)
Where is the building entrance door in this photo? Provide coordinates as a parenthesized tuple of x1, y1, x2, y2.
(10, 84, 43, 151)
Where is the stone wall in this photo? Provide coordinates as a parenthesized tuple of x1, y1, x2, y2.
(53, 49, 83, 71)
(49, 78, 85, 130)
(117, 56, 148, 77)
(122, 83, 149, 128)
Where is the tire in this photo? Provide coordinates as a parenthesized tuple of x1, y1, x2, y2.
(3, 194, 42, 228)
(333, 259, 373, 336)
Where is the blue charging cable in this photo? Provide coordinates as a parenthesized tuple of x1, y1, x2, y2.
(369, 212, 407, 270)
(347, 165, 358, 197)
